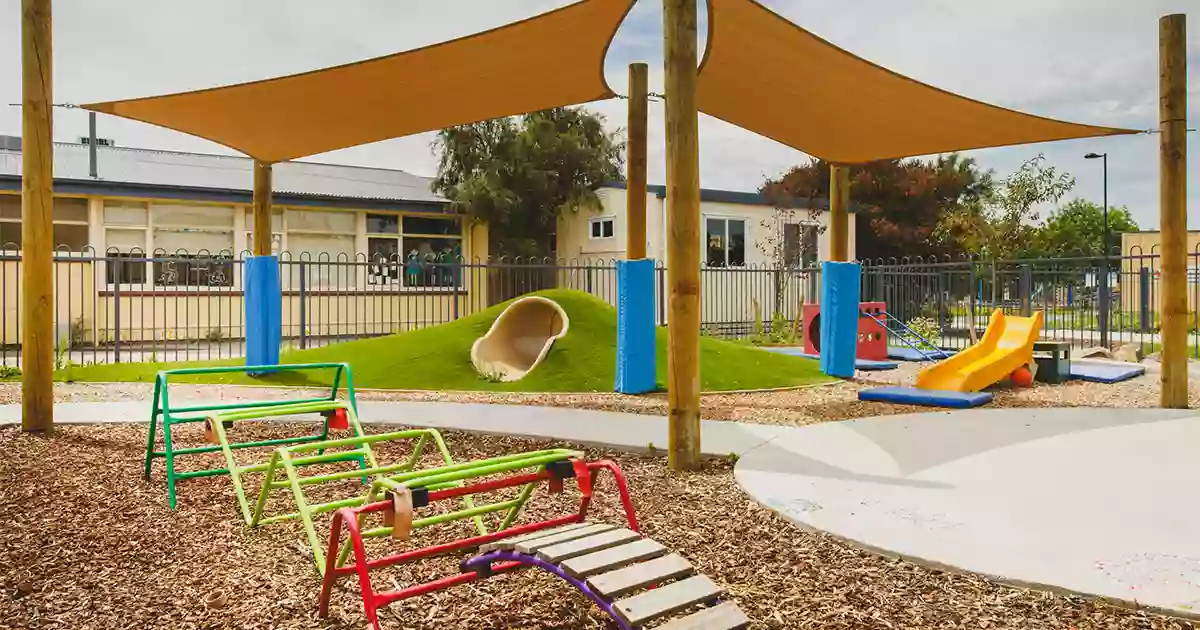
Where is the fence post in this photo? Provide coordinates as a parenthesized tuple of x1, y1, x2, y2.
(452, 260, 461, 320)
(1019, 264, 1032, 316)
(937, 271, 947, 331)
(657, 265, 666, 326)
(1099, 259, 1111, 348)
(298, 261, 307, 350)
(112, 279, 121, 363)
(1140, 266, 1151, 333)
(990, 260, 998, 308)
(967, 262, 977, 334)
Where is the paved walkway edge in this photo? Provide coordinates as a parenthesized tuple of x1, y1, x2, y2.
(0, 400, 788, 458)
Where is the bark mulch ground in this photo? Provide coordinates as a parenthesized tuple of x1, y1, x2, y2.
(0, 424, 1192, 629)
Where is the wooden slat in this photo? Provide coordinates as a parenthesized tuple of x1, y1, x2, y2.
(613, 575, 723, 627)
(479, 522, 591, 552)
(535, 529, 642, 563)
(588, 553, 694, 598)
(511, 523, 617, 554)
(655, 602, 749, 630)
(560, 538, 667, 578)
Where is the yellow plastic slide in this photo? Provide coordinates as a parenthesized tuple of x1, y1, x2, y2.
(916, 309, 1043, 392)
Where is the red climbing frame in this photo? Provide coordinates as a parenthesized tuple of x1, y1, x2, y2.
(317, 458, 638, 630)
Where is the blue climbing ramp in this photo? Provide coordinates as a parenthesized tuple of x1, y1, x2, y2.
(1069, 361, 1145, 384)
(858, 386, 993, 409)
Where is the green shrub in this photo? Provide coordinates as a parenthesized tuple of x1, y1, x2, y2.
(905, 316, 941, 350)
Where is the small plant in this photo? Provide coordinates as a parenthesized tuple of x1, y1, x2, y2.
(905, 316, 942, 350)
(205, 327, 224, 342)
(769, 311, 793, 344)
(647, 443, 659, 457)
(479, 368, 505, 383)
(726, 452, 740, 464)
(69, 317, 87, 347)
(751, 299, 765, 338)
(54, 337, 70, 371)
(0, 365, 21, 380)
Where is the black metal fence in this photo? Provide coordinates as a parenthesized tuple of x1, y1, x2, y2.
(1, 248, 1194, 367)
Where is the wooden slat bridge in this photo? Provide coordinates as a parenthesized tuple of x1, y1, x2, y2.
(465, 521, 749, 630)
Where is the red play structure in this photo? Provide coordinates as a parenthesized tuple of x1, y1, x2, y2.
(803, 301, 888, 360)
(318, 453, 639, 629)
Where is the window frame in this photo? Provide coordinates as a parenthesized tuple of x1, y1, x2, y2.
(588, 216, 616, 241)
(703, 215, 748, 268)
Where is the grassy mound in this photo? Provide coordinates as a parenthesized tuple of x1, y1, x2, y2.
(63, 289, 832, 392)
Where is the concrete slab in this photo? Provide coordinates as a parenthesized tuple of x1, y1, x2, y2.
(735, 407, 1200, 617)
(0, 400, 786, 459)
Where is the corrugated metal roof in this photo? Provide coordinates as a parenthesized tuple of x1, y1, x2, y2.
(0, 141, 445, 204)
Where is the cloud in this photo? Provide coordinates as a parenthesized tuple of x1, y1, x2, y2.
(0, 0, 1194, 228)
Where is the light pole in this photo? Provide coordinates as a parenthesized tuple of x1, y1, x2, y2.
(1085, 152, 1109, 347)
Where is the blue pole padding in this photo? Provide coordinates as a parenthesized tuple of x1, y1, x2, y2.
(819, 261, 861, 378)
(615, 259, 657, 394)
(244, 255, 282, 373)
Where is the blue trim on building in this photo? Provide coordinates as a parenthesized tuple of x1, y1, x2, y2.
(0, 175, 450, 214)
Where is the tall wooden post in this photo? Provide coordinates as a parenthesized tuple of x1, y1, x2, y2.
(829, 164, 850, 261)
(252, 160, 274, 256)
(627, 62, 649, 260)
(21, 0, 53, 433)
(663, 0, 701, 469)
(1159, 14, 1188, 408)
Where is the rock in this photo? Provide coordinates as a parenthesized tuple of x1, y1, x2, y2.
(1077, 346, 1113, 359)
(1114, 343, 1144, 363)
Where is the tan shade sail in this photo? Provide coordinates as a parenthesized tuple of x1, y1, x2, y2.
(697, 0, 1137, 164)
(84, 0, 634, 163)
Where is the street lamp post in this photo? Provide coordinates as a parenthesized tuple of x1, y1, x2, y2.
(1085, 152, 1109, 348)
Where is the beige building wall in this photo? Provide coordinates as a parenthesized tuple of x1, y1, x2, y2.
(1120, 231, 1200, 317)
(557, 186, 851, 327)
(0, 191, 489, 349)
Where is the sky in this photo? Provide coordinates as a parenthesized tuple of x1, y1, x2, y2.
(0, 0, 1196, 229)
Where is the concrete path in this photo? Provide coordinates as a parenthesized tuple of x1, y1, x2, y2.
(734, 407, 1200, 618)
(0, 400, 785, 458)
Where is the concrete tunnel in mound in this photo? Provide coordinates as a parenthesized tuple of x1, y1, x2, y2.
(471, 297, 570, 382)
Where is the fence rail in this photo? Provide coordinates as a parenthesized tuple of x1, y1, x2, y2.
(1, 248, 1195, 368)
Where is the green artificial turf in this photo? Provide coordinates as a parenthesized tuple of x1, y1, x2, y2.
(62, 289, 833, 392)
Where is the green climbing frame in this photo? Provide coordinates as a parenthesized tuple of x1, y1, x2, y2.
(144, 362, 358, 508)
(206, 400, 471, 571)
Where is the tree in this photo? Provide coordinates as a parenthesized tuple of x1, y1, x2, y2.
(760, 153, 992, 260)
(1038, 199, 1138, 259)
(433, 108, 624, 257)
(935, 154, 1074, 260)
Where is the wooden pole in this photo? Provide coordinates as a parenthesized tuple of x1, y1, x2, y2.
(21, 0, 53, 433)
(663, 0, 701, 469)
(627, 62, 649, 260)
(252, 160, 274, 256)
(829, 164, 850, 261)
(1159, 14, 1188, 408)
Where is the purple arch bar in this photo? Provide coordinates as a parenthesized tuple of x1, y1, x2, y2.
(462, 550, 633, 630)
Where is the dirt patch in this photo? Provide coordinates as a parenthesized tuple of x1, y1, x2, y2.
(0, 424, 1191, 629)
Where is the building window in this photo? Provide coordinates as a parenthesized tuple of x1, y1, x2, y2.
(705, 217, 746, 267)
(102, 200, 236, 286)
(243, 208, 284, 255)
(287, 209, 357, 287)
(151, 204, 234, 286)
(366, 213, 462, 287)
(0, 195, 90, 251)
(589, 217, 615, 240)
(783, 223, 819, 268)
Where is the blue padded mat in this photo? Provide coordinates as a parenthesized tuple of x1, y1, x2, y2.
(763, 348, 898, 371)
(1069, 361, 1145, 383)
(887, 346, 956, 362)
(858, 386, 993, 408)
